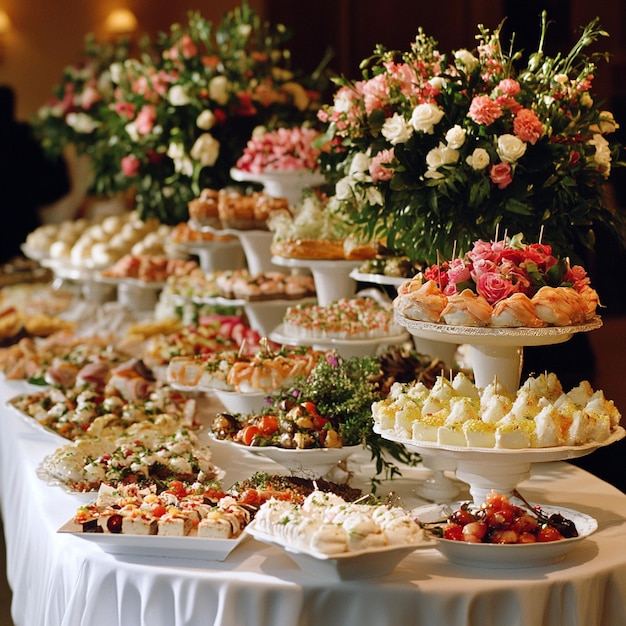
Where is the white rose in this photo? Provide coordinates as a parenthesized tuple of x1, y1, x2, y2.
(589, 134, 612, 176)
(125, 122, 139, 142)
(174, 156, 193, 176)
(590, 111, 619, 134)
(167, 141, 185, 160)
(196, 109, 216, 130)
(190, 133, 220, 167)
(445, 125, 466, 149)
(109, 62, 124, 84)
(381, 113, 413, 145)
(454, 49, 479, 73)
(410, 103, 444, 134)
(66, 112, 100, 133)
(349, 152, 372, 181)
(426, 142, 459, 170)
(209, 76, 231, 105)
(497, 134, 527, 163)
(428, 76, 447, 90)
(334, 177, 355, 201)
(554, 74, 569, 84)
(466, 147, 490, 170)
(168, 85, 190, 106)
(365, 186, 383, 206)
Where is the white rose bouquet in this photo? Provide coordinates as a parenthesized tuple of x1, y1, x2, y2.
(317, 13, 624, 264)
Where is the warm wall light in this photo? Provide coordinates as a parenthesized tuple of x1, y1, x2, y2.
(104, 8, 138, 36)
(0, 8, 11, 35)
(0, 9, 10, 64)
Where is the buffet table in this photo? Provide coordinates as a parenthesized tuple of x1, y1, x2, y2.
(2, 376, 626, 626)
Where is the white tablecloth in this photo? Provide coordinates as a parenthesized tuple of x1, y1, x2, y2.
(2, 377, 626, 626)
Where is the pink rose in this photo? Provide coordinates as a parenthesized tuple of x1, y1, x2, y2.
(565, 265, 591, 290)
(514, 109, 544, 145)
(476, 272, 514, 305)
(115, 101, 135, 120)
(467, 240, 500, 264)
(469, 257, 497, 282)
(446, 258, 472, 285)
(121, 155, 141, 177)
(468, 95, 503, 125)
(369, 148, 395, 182)
(489, 162, 512, 189)
(362, 74, 390, 115)
(135, 105, 157, 135)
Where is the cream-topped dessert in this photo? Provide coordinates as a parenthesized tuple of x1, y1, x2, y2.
(372, 372, 621, 449)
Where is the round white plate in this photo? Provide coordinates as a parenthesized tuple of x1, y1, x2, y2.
(350, 269, 411, 288)
(414, 501, 598, 568)
(394, 313, 603, 347)
(270, 324, 408, 358)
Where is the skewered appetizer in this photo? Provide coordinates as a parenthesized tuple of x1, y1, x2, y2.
(393, 234, 599, 327)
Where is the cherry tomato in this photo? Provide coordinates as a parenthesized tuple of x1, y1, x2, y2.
(257, 415, 279, 436)
(165, 480, 187, 499)
(152, 505, 167, 518)
(443, 524, 465, 541)
(536, 525, 564, 543)
(240, 425, 261, 446)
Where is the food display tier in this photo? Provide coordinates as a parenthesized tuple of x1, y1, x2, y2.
(375, 424, 626, 506)
(395, 312, 603, 393)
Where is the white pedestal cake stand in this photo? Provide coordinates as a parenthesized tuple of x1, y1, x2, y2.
(375, 426, 625, 506)
(387, 313, 609, 502)
(394, 313, 602, 395)
(272, 257, 361, 306)
(230, 168, 326, 206)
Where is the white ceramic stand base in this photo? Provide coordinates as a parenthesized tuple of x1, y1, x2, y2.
(230, 168, 326, 206)
(239, 231, 283, 275)
(414, 453, 460, 502)
(190, 242, 246, 273)
(271, 257, 360, 306)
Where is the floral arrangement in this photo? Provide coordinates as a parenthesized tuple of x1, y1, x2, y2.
(263, 351, 419, 491)
(31, 35, 130, 196)
(33, 3, 329, 224)
(235, 125, 323, 173)
(422, 232, 591, 306)
(317, 13, 624, 265)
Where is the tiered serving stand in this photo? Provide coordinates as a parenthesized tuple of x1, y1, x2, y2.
(382, 312, 624, 505)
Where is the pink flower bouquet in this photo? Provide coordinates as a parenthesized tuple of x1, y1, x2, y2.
(235, 126, 323, 174)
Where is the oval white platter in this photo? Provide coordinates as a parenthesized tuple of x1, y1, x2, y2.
(246, 520, 432, 580)
(414, 501, 598, 568)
